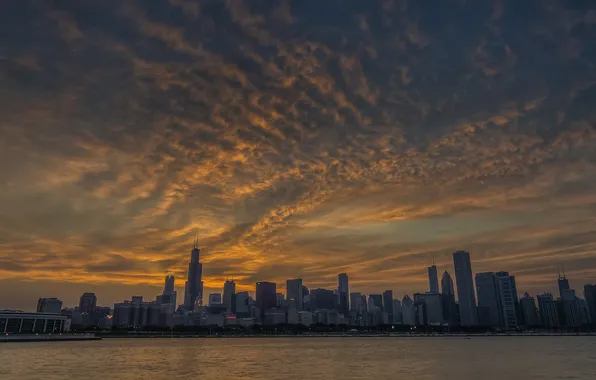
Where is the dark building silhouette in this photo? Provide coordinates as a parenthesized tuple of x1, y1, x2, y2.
(79, 292, 97, 314)
(256, 281, 277, 318)
(453, 251, 478, 326)
(383, 290, 394, 323)
(184, 237, 203, 311)
(310, 288, 336, 310)
(584, 284, 596, 324)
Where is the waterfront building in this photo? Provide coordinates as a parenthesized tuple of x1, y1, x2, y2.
(157, 275, 177, 312)
(584, 284, 596, 323)
(36, 298, 63, 314)
(256, 282, 277, 319)
(234, 291, 251, 318)
(401, 295, 415, 326)
(453, 251, 478, 326)
(520, 292, 539, 326)
(338, 273, 349, 315)
(164, 274, 175, 294)
(79, 292, 97, 314)
(184, 237, 204, 311)
(441, 270, 458, 326)
(383, 290, 394, 323)
(558, 274, 570, 300)
(286, 278, 304, 310)
(223, 280, 236, 313)
(537, 293, 559, 328)
(0, 311, 69, 334)
(428, 264, 439, 293)
(298, 311, 313, 326)
(495, 271, 519, 329)
(392, 299, 402, 324)
(424, 292, 445, 325)
(475, 272, 502, 328)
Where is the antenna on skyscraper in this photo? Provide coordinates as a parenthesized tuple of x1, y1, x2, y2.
(193, 235, 199, 249)
(562, 263, 566, 278)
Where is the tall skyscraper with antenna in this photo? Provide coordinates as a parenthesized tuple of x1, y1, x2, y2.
(184, 237, 203, 311)
(428, 260, 439, 293)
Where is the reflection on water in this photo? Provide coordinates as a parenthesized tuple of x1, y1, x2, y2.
(1, 337, 595, 380)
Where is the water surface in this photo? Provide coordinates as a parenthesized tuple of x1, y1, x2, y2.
(1, 337, 595, 379)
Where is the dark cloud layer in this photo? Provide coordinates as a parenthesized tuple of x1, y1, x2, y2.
(1, 0, 596, 310)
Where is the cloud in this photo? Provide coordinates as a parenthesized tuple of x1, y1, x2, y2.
(2, 0, 596, 310)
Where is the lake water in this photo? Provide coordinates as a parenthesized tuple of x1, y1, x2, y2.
(1, 337, 595, 379)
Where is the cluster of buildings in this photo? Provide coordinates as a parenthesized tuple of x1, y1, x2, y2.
(8, 242, 596, 333)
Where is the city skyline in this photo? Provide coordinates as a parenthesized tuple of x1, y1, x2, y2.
(2, 1, 596, 312)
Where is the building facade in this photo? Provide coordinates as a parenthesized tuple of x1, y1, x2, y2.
(36, 298, 63, 314)
(453, 251, 478, 326)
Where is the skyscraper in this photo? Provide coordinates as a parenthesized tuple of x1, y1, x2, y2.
(369, 294, 383, 310)
(286, 278, 304, 310)
(495, 271, 519, 329)
(520, 292, 539, 326)
(383, 290, 394, 322)
(350, 292, 362, 312)
(558, 273, 570, 299)
(441, 270, 458, 326)
(79, 292, 97, 313)
(475, 272, 502, 327)
(453, 251, 478, 326)
(428, 265, 439, 293)
(158, 274, 177, 311)
(37, 297, 63, 314)
(338, 273, 349, 315)
(537, 293, 559, 328)
(441, 271, 455, 296)
(184, 237, 203, 311)
(256, 281, 277, 318)
(223, 280, 236, 313)
(584, 284, 596, 324)
(164, 274, 175, 294)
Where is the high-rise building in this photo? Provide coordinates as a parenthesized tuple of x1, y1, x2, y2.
(235, 291, 251, 318)
(441, 270, 458, 326)
(184, 237, 203, 311)
(584, 284, 596, 324)
(338, 273, 349, 315)
(256, 281, 277, 318)
(164, 274, 175, 294)
(453, 251, 478, 326)
(79, 292, 97, 314)
(401, 295, 415, 326)
(424, 292, 445, 325)
(360, 294, 368, 313)
(36, 298, 63, 314)
(441, 271, 455, 296)
(383, 290, 394, 322)
(310, 288, 336, 310)
(208, 293, 222, 306)
(475, 272, 502, 328)
(349, 292, 362, 312)
(223, 280, 236, 313)
(286, 278, 304, 310)
(520, 292, 539, 326)
(392, 299, 402, 324)
(428, 265, 439, 293)
(495, 271, 518, 330)
(369, 294, 383, 311)
(276, 293, 285, 307)
(537, 293, 559, 328)
(558, 273, 570, 299)
(157, 275, 177, 311)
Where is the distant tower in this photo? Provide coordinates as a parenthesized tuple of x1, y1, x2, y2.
(453, 251, 478, 326)
(184, 237, 203, 311)
(164, 274, 175, 294)
(223, 280, 236, 313)
(79, 292, 97, 313)
(428, 264, 439, 293)
(441, 271, 455, 296)
(558, 266, 570, 300)
(286, 278, 304, 310)
(338, 273, 349, 315)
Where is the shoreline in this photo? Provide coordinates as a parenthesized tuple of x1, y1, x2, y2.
(96, 332, 596, 339)
(1, 333, 101, 343)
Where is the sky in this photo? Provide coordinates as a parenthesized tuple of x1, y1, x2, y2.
(1, 0, 596, 311)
